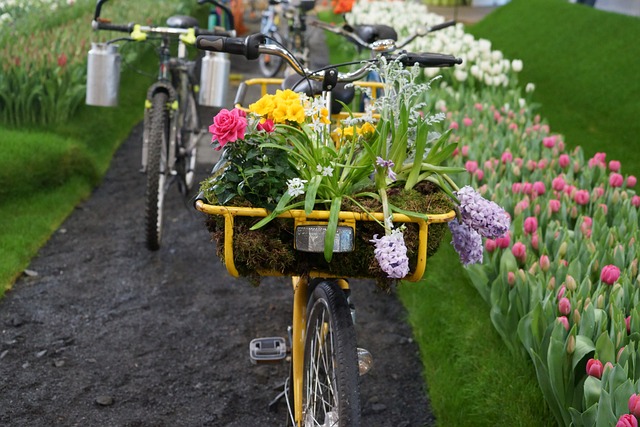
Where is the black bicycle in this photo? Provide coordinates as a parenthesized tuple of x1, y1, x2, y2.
(88, 0, 233, 250)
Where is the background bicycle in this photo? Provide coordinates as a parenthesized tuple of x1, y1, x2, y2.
(87, 0, 233, 250)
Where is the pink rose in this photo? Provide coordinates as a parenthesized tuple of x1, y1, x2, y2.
(558, 297, 571, 315)
(600, 264, 621, 285)
(610, 173, 624, 188)
(257, 118, 275, 133)
(629, 394, 640, 417)
(512, 242, 526, 261)
(209, 108, 248, 150)
(617, 414, 638, 427)
(523, 216, 538, 235)
(628, 176, 637, 187)
(586, 358, 604, 379)
(559, 154, 570, 168)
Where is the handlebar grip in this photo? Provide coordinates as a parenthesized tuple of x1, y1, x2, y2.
(196, 34, 264, 60)
(430, 20, 456, 32)
(95, 21, 134, 33)
(391, 52, 462, 68)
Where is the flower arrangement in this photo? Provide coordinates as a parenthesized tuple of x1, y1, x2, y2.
(200, 58, 510, 283)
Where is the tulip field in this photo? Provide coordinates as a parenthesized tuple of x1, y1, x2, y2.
(345, 0, 640, 425)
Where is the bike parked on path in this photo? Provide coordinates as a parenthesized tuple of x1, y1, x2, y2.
(87, 0, 234, 250)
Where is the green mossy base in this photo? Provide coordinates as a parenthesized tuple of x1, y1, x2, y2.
(204, 182, 454, 286)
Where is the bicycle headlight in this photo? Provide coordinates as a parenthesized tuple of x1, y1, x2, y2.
(294, 225, 354, 253)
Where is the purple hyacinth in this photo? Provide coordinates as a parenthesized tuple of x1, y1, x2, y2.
(456, 186, 510, 239)
(449, 219, 483, 266)
(370, 229, 410, 279)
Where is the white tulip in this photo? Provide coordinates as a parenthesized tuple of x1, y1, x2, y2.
(511, 59, 524, 72)
(526, 82, 536, 93)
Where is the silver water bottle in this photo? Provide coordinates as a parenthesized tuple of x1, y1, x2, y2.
(199, 51, 230, 108)
(86, 43, 121, 107)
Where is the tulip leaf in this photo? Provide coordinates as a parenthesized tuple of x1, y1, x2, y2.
(595, 332, 615, 364)
(573, 334, 595, 371)
(612, 379, 634, 415)
(531, 350, 567, 426)
(547, 326, 570, 408)
(583, 376, 602, 410)
(595, 389, 616, 427)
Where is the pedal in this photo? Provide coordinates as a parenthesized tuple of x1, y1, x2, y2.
(249, 337, 287, 364)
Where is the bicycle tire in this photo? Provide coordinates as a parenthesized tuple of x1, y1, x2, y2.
(144, 91, 169, 251)
(303, 281, 360, 427)
(258, 31, 285, 77)
(177, 91, 199, 193)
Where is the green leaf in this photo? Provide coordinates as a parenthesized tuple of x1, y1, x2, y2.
(323, 197, 342, 262)
(583, 376, 602, 408)
(573, 335, 596, 371)
(304, 175, 323, 214)
(595, 332, 615, 364)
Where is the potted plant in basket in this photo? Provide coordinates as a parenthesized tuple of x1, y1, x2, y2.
(199, 58, 510, 283)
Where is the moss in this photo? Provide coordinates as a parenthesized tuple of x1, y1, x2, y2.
(204, 183, 455, 285)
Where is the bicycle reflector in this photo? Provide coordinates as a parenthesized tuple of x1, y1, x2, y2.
(294, 225, 354, 253)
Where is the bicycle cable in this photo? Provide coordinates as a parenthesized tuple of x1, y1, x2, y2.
(261, 32, 313, 89)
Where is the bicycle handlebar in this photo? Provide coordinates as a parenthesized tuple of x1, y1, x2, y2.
(196, 33, 462, 82)
(92, 0, 235, 38)
(311, 19, 456, 51)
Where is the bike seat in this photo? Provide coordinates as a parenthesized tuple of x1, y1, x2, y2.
(352, 24, 398, 44)
(282, 74, 355, 114)
(166, 15, 199, 29)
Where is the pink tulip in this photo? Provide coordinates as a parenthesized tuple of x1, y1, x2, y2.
(485, 239, 497, 253)
(610, 173, 624, 188)
(558, 297, 571, 315)
(475, 169, 484, 181)
(543, 136, 556, 148)
(501, 152, 513, 164)
(461, 145, 470, 157)
(600, 264, 621, 285)
(484, 160, 494, 171)
(512, 242, 526, 261)
(552, 176, 566, 192)
(559, 154, 570, 168)
(629, 394, 640, 417)
(523, 217, 538, 235)
(474, 103, 483, 111)
(463, 117, 473, 127)
(574, 190, 590, 206)
(531, 233, 539, 250)
(496, 233, 511, 249)
(522, 182, 533, 195)
(511, 182, 522, 194)
(465, 160, 478, 174)
(526, 160, 537, 171)
(540, 255, 550, 272)
(507, 272, 516, 286)
(633, 196, 640, 207)
(628, 176, 637, 187)
(626, 316, 632, 334)
(557, 285, 566, 300)
(549, 199, 561, 213)
(509, 123, 518, 131)
(449, 121, 459, 130)
(617, 414, 638, 427)
(533, 181, 546, 196)
(586, 358, 604, 379)
(557, 316, 569, 331)
(537, 159, 548, 169)
(609, 160, 621, 172)
(593, 186, 605, 198)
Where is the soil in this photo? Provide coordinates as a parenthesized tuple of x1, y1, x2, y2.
(0, 22, 435, 427)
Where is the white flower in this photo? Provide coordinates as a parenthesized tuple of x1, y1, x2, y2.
(287, 178, 307, 197)
(511, 59, 524, 72)
(518, 98, 526, 108)
(526, 82, 536, 93)
(454, 69, 468, 82)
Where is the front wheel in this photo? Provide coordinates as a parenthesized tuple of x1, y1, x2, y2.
(144, 91, 169, 251)
(303, 281, 360, 427)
